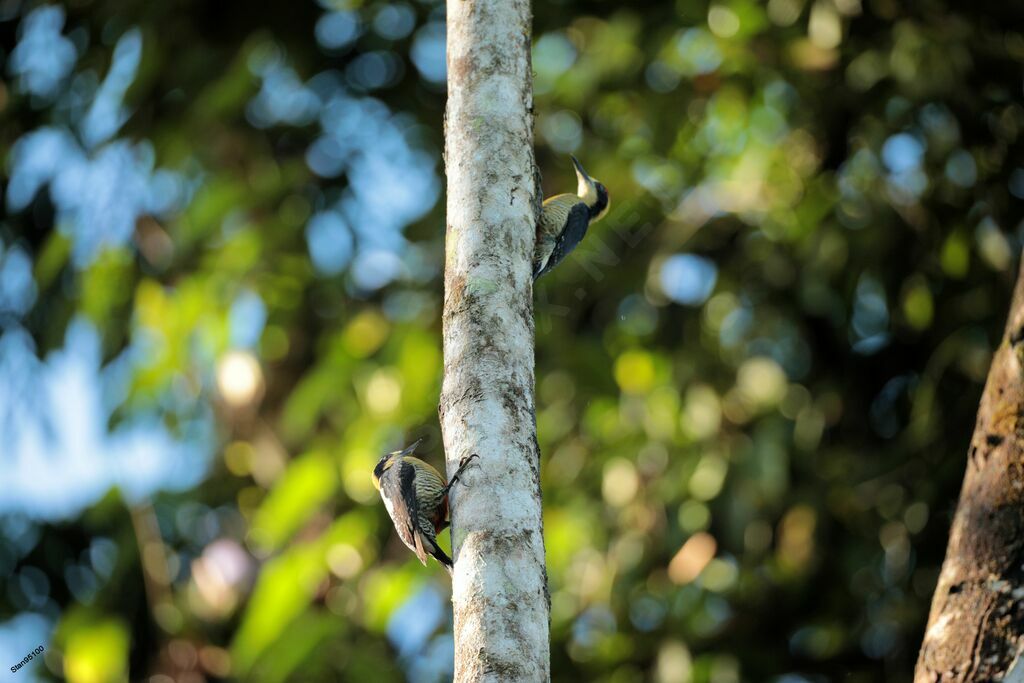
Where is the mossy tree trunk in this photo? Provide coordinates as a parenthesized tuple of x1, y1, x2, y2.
(916, 258, 1024, 681)
(439, 0, 550, 681)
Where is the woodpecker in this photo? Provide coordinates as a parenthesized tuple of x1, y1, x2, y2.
(533, 155, 611, 280)
(371, 439, 478, 575)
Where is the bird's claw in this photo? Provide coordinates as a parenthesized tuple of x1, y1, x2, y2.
(446, 454, 480, 492)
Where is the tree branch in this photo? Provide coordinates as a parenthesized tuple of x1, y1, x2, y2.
(440, 0, 549, 680)
(916, 256, 1024, 681)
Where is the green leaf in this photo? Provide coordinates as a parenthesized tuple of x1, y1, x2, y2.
(250, 450, 339, 552)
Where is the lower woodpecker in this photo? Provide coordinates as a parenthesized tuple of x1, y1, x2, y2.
(372, 439, 477, 575)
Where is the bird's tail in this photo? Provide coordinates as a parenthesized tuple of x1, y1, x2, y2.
(432, 545, 454, 576)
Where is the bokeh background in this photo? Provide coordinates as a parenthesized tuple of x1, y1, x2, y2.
(1, 0, 1024, 680)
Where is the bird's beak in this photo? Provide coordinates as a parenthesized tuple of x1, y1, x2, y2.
(398, 437, 423, 457)
(570, 155, 591, 184)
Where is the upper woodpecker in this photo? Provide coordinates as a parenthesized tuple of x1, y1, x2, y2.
(533, 155, 611, 280)
(371, 439, 478, 575)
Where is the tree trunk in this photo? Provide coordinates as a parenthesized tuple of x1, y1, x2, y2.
(439, 0, 549, 681)
(916, 257, 1024, 682)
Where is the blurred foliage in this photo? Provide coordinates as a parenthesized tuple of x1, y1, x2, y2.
(2, 0, 1024, 681)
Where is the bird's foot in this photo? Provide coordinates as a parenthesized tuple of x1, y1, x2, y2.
(444, 454, 480, 494)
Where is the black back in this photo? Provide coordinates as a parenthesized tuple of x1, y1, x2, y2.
(380, 459, 419, 549)
(540, 202, 590, 278)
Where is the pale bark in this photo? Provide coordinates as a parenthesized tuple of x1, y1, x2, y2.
(440, 0, 549, 681)
(916, 257, 1024, 682)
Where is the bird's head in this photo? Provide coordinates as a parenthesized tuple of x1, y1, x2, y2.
(371, 453, 393, 491)
(371, 438, 422, 490)
(572, 155, 610, 222)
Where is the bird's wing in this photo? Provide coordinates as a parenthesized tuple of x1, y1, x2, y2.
(381, 461, 425, 563)
(535, 195, 584, 279)
(405, 456, 448, 533)
(536, 202, 590, 280)
(539, 194, 580, 239)
(403, 456, 444, 486)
